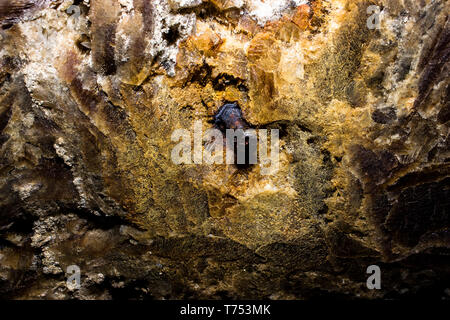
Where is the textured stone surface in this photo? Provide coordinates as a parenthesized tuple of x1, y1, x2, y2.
(0, 0, 449, 299)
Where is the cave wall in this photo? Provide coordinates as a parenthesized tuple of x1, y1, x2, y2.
(0, 0, 449, 299)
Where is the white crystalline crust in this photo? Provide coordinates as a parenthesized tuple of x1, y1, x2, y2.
(151, 0, 197, 77)
(245, 0, 308, 26)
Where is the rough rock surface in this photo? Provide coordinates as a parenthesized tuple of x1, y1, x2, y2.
(0, 0, 449, 299)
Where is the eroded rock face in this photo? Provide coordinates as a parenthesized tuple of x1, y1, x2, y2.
(0, 0, 449, 299)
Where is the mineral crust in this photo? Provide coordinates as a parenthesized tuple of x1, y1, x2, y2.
(0, 0, 449, 299)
